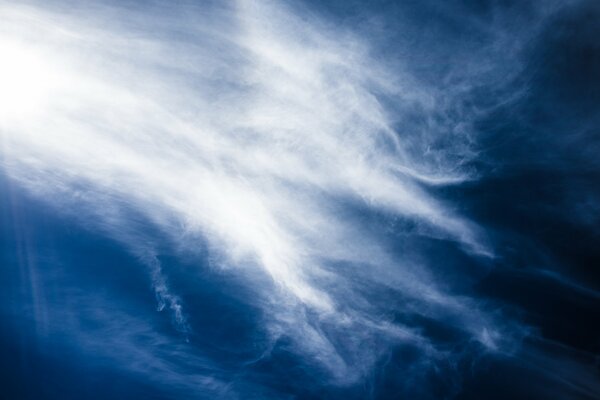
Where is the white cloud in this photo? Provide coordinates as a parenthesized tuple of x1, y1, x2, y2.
(0, 0, 513, 383)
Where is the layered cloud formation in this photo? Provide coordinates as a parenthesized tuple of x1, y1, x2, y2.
(1, 1, 598, 399)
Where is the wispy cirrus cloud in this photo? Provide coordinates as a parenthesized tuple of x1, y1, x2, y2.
(1, 0, 529, 388)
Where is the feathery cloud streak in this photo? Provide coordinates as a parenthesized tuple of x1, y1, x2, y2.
(0, 0, 524, 386)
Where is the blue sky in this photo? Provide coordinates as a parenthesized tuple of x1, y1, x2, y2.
(1, 0, 599, 399)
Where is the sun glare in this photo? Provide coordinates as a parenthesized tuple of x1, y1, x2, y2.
(0, 40, 55, 122)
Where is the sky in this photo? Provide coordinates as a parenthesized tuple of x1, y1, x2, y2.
(0, 0, 599, 399)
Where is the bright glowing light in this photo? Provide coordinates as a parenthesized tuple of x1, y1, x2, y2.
(0, 40, 54, 121)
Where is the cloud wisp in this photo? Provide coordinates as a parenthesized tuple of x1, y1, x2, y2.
(0, 0, 527, 390)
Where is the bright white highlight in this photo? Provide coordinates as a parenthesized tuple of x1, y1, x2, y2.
(0, 40, 56, 121)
